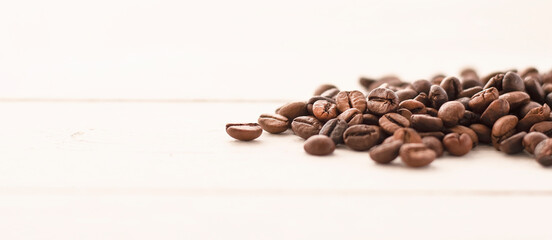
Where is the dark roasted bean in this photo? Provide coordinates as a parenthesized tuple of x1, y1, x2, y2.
(319, 119, 348, 144)
(428, 85, 449, 109)
(499, 131, 527, 154)
(470, 123, 492, 144)
(480, 99, 510, 127)
(499, 91, 530, 110)
(491, 115, 518, 150)
(534, 139, 552, 166)
(366, 87, 399, 115)
(502, 71, 525, 92)
(523, 132, 548, 154)
(410, 114, 443, 132)
(440, 76, 463, 100)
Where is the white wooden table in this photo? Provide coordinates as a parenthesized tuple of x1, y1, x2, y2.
(0, 99, 551, 239)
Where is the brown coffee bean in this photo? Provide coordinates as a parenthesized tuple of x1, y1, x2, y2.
(491, 115, 519, 150)
(440, 76, 463, 100)
(437, 101, 465, 127)
(447, 125, 479, 147)
(337, 108, 363, 126)
(307, 96, 336, 115)
(517, 104, 551, 132)
(544, 84, 552, 95)
(426, 107, 439, 117)
(314, 84, 338, 96)
(470, 123, 491, 144)
(458, 110, 481, 126)
(534, 139, 552, 166)
(359, 77, 376, 90)
(469, 87, 499, 113)
(400, 143, 436, 167)
(276, 101, 308, 120)
(366, 76, 403, 90)
(520, 67, 540, 79)
(320, 88, 340, 98)
(397, 108, 413, 120)
(399, 99, 426, 114)
(428, 85, 448, 109)
(226, 123, 262, 141)
(484, 73, 504, 91)
(499, 91, 530, 110)
(443, 133, 473, 156)
(419, 131, 445, 140)
(392, 128, 422, 143)
(304, 135, 336, 156)
(460, 68, 480, 85)
(410, 114, 443, 132)
(502, 71, 525, 92)
(414, 92, 430, 106)
(369, 139, 403, 164)
(499, 131, 527, 154)
(524, 76, 545, 103)
(312, 100, 338, 122)
(396, 89, 418, 102)
(480, 99, 510, 127)
(529, 121, 552, 137)
(458, 86, 483, 98)
(258, 113, 289, 134)
(431, 74, 446, 85)
(362, 113, 379, 125)
(546, 92, 552, 108)
(336, 90, 367, 113)
(291, 116, 322, 140)
(422, 136, 444, 157)
(410, 79, 432, 94)
(343, 124, 382, 151)
(481, 71, 503, 85)
(379, 113, 410, 134)
(366, 87, 399, 115)
(456, 97, 471, 110)
(519, 101, 542, 118)
(319, 119, 348, 144)
(523, 132, 548, 154)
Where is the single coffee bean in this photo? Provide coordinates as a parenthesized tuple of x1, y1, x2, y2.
(359, 77, 376, 90)
(519, 101, 542, 118)
(367, 76, 403, 90)
(396, 89, 418, 102)
(499, 131, 527, 154)
(520, 67, 540, 79)
(291, 116, 322, 140)
(491, 115, 518, 150)
(303, 135, 336, 156)
(392, 128, 423, 143)
(517, 104, 551, 132)
(484, 73, 504, 91)
(410, 114, 443, 132)
(480, 99, 510, 127)
(258, 113, 289, 134)
(469, 87, 499, 113)
(226, 123, 262, 141)
(443, 133, 473, 156)
(276, 101, 308, 120)
(362, 113, 379, 125)
(425, 107, 439, 117)
(458, 86, 483, 98)
(320, 88, 340, 98)
(422, 136, 444, 157)
(534, 139, 552, 166)
(369, 139, 403, 164)
(428, 85, 449, 109)
(470, 123, 491, 144)
(314, 84, 338, 96)
(460, 68, 480, 84)
(440, 76, 463, 100)
(524, 76, 545, 103)
(319, 119, 348, 144)
(419, 131, 445, 140)
(410, 79, 432, 94)
(438, 101, 465, 127)
(431, 74, 446, 85)
(499, 91, 530, 110)
(379, 113, 410, 134)
(306, 96, 336, 115)
(481, 71, 503, 85)
(399, 143, 436, 167)
(529, 121, 552, 137)
(523, 132, 548, 154)
(312, 100, 338, 122)
(337, 108, 364, 126)
(414, 92, 430, 107)
(336, 90, 367, 113)
(458, 110, 481, 126)
(456, 97, 471, 110)
(366, 87, 399, 115)
(397, 108, 413, 120)
(343, 124, 382, 151)
(447, 125, 479, 147)
(399, 99, 426, 114)
(502, 71, 525, 92)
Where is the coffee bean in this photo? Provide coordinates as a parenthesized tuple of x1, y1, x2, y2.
(392, 128, 423, 143)
(366, 87, 399, 115)
(438, 101, 465, 127)
(396, 89, 418, 102)
(480, 99, 510, 127)
(343, 124, 382, 151)
(499, 131, 527, 154)
(319, 119, 348, 144)
(484, 73, 504, 91)
(226, 123, 262, 141)
(456, 97, 471, 110)
(369, 139, 403, 164)
(428, 85, 449, 109)
(337, 108, 364, 126)
(481, 71, 503, 85)
(397, 108, 413, 120)
(499, 91, 530, 110)
(523, 132, 548, 154)
(410, 79, 432, 94)
(431, 74, 446, 85)
(524, 76, 545, 103)
(440, 76, 463, 100)
(491, 115, 518, 150)
(470, 123, 491, 144)
(400, 143, 436, 167)
(517, 104, 550, 132)
(336, 90, 367, 113)
(314, 84, 338, 96)
(520, 67, 540, 79)
(502, 71, 525, 92)
(443, 133, 473, 156)
(426, 107, 439, 117)
(291, 116, 322, 139)
(419, 131, 445, 140)
(458, 110, 481, 126)
(312, 100, 338, 122)
(544, 84, 552, 95)
(529, 121, 552, 137)
(447, 125, 479, 147)
(399, 99, 426, 114)
(362, 113, 379, 125)
(469, 87, 499, 113)
(367, 76, 403, 90)
(460, 68, 480, 85)
(277, 101, 308, 120)
(519, 101, 542, 118)
(546, 92, 552, 108)
(458, 86, 483, 98)
(422, 136, 444, 157)
(307, 96, 336, 115)
(320, 88, 340, 98)
(379, 113, 410, 134)
(414, 92, 430, 106)
(304, 135, 336, 156)
(534, 139, 552, 166)
(410, 114, 443, 132)
(258, 113, 289, 134)
(359, 77, 376, 90)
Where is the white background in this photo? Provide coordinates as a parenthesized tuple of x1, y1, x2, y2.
(1, 0, 551, 100)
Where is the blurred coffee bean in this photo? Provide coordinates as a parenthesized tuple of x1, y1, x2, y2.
(519, 101, 542, 118)
(470, 123, 492, 144)
(440, 76, 463, 100)
(517, 104, 550, 132)
(410, 79, 432, 94)
(499, 131, 527, 154)
(277, 101, 308, 120)
(422, 136, 444, 157)
(396, 88, 418, 102)
(491, 115, 519, 150)
(523, 132, 548, 154)
(484, 73, 504, 91)
(226, 123, 263, 141)
(502, 71, 525, 92)
(419, 131, 445, 140)
(314, 84, 338, 96)
(534, 139, 552, 166)
(438, 101, 465, 127)
(362, 113, 380, 125)
(392, 128, 422, 143)
(447, 125, 479, 147)
(379, 113, 410, 134)
(399, 99, 426, 114)
(443, 133, 473, 156)
(458, 86, 483, 98)
(524, 76, 545, 103)
(304, 135, 335, 156)
(529, 121, 552, 137)
(400, 143, 436, 167)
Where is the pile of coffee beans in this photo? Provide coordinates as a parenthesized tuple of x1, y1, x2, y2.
(226, 67, 552, 168)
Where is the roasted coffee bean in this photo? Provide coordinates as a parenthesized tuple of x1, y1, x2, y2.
(277, 101, 308, 120)
(544, 84, 552, 95)
(307, 96, 336, 115)
(312, 100, 338, 122)
(484, 73, 504, 91)
(469, 87, 499, 113)
(480, 99, 510, 127)
(481, 71, 503, 85)
(397, 108, 413, 120)
(400, 143, 436, 167)
(460, 68, 480, 84)
(379, 113, 410, 134)
(336, 90, 367, 113)
(303, 135, 336, 156)
(440, 76, 462, 100)
(499, 91, 530, 110)
(520, 67, 540, 79)
(502, 71, 525, 92)
(529, 121, 552, 137)
(396, 88, 418, 102)
(543, 71, 552, 84)
(291, 116, 322, 139)
(523, 132, 548, 154)
(422, 136, 444, 157)
(491, 115, 518, 150)
(458, 86, 483, 98)
(369, 139, 403, 164)
(319, 119, 348, 144)
(431, 74, 446, 85)
(320, 88, 340, 98)
(519, 101, 542, 118)
(419, 131, 445, 140)
(366, 87, 399, 115)
(392, 128, 422, 143)
(367, 76, 403, 90)
(410, 114, 443, 132)
(458, 110, 480, 126)
(524, 76, 545, 103)
(343, 124, 381, 151)
(337, 108, 363, 126)
(428, 85, 449, 109)
(517, 104, 550, 132)
(414, 92, 430, 107)
(258, 113, 289, 134)
(534, 139, 552, 166)
(447, 125, 479, 147)
(359, 77, 376, 90)
(314, 84, 338, 96)
(410, 79, 432, 94)
(399, 99, 426, 114)
(425, 107, 439, 117)
(362, 113, 379, 125)
(499, 131, 527, 154)
(546, 93, 552, 108)
(456, 97, 471, 109)
(438, 101, 465, 127)
(470, 123, 492, 144)
(226, 123, 262, 141)
(443, 133, 473, 156)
